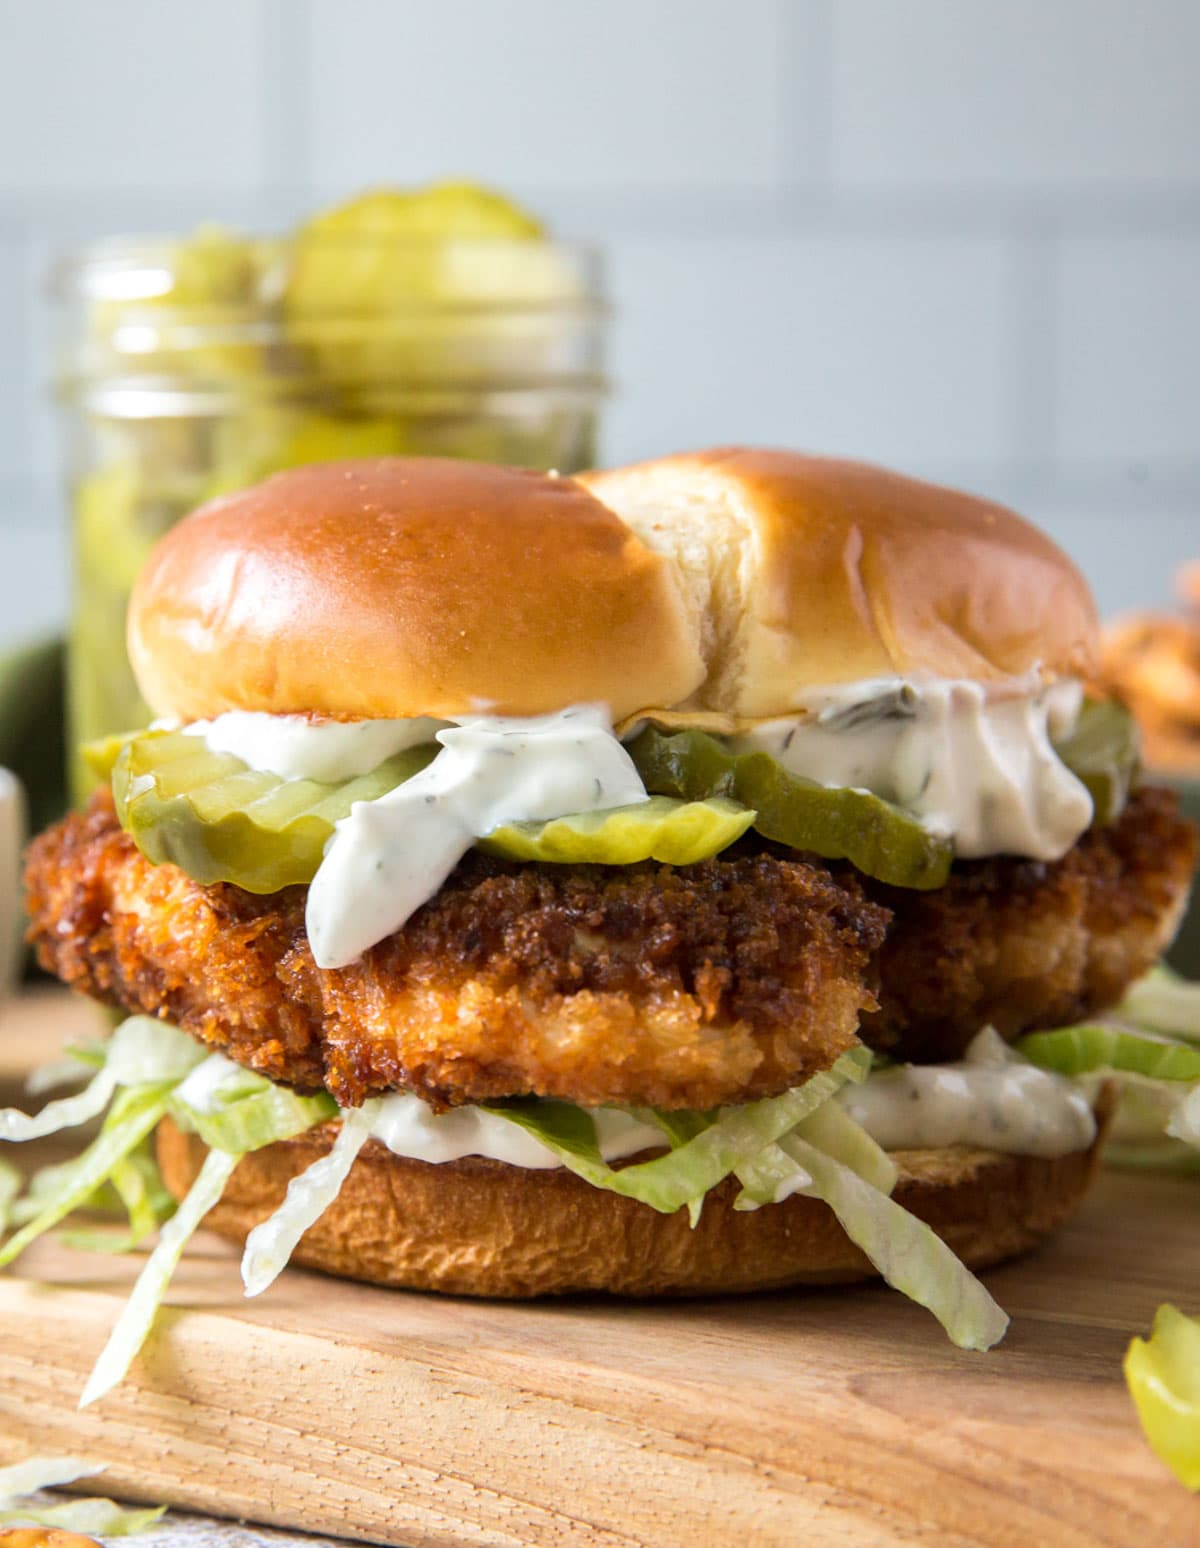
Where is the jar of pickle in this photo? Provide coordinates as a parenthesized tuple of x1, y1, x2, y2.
(52, 186, 608, 799)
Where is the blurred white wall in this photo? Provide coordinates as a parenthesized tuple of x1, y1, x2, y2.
(0, 0, 1197, 644)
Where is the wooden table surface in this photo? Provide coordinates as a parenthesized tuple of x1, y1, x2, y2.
(0, 992, 1196, 1548)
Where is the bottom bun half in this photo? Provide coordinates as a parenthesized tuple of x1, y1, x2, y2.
(156, 1103, 1111, 1299)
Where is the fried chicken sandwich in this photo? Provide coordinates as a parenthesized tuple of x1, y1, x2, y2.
(8, 450, 1198, 1403)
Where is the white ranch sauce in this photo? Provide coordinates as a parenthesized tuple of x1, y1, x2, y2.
(173, 1035, 1093, 1170)
(185, 712, 447, 783)
(738, 675, 1092, 863)
(370, 1094, 665, 1169)
(186, 674, 1091, 968)
(173, 1051, 256, 1113)
(838, 1029, 1096, 1158)
(303, 706, 647, 968)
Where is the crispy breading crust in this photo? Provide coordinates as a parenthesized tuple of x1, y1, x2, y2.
(859, 784, 1197, 1058)
(24, 787, 1195, 1107)
(25, 792, 887, 1110)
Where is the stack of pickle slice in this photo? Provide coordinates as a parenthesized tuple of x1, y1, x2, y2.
(90, 699, 1137, 893)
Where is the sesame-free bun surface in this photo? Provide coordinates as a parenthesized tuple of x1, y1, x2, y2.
(583, 448, 1100, 717)
(128, 459, 705, 723)
(130, 449, 1101, 725)
(157, 1108, 1108, 1299)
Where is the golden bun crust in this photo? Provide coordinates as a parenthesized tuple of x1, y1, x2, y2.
(157, 1112, 1107, 1298)
(582, 448, 1101, 716)
(128, 458, 705, 723)
(129, 449, 1099, 726)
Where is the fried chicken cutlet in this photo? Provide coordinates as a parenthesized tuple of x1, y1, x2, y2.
(26, 785, 1195, 1110)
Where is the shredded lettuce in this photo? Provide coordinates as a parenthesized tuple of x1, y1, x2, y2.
(783, 1134, 1008, 1350)
(241, 1099, 380, 1297)
(1167, 1085, 1200, 1147)
(0, 1084, 175, 1267)
(1125, 1305, 1200, 1490)
(80, 1148, 239, 1408)
(732, 1101, 895, 1209)
(733, 1107, 1007, 1350)
(0, 1456, 166, 1534)
(1017, 1023, 1200, 1084)
(484, 1047, 871, 1216)
(0, 1455, 102, 1498)
(25, 1052, 96, 1097)
(0, 1159, 18, 1234)
(790, 1099, 898, 1195)
(1017, 994, 1200, 1160)
(1118, 966, 1200, 1043)
(0, 1065, 121, 1141)
(0, 1017, 204, 1142)
(0, 1020, 356, 1405)
(168, 1059, 337, 1154)
(56, 1148, 177, 1254)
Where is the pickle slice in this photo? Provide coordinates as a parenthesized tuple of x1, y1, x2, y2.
(480, 796, 755, 866)
(625, 727, 952, 890)
(90, 223, 266, 378)
(1051, 697, 1138, 825)
(202, 408, 412, 503)
(282, 183, 564, 384)
(83, 730, 143, 784)
(112, 730, 437, 893)
(110, 732, 756, 892)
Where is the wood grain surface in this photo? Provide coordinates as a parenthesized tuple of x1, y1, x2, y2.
(0, 994, 1196, 1547)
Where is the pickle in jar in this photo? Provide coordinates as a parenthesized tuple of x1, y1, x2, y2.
(202, 407, 412, 501)
(90, 223, 268, 379)
(281, 183, 578, 386)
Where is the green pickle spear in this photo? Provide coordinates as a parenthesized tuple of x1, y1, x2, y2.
(106, 732, 757, 893)
(626, 725, 953, 890)
(1050, 696, 1138, 824)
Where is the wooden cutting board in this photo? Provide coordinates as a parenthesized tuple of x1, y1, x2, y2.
(0, 994, 1196, 1548)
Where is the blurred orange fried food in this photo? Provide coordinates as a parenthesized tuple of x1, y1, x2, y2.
(1103, 565, 1200, 773)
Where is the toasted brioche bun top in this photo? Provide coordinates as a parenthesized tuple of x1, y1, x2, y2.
(129, 458, 705, 723)
(129, 449, 1100, 723)
(580, 449, 1099, 717)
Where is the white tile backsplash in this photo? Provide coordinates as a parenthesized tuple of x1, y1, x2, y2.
(1054, 235, 1200, 466)
(606, 233, 1018, 468)
(0, 237, 25, 493)
(1033, 506, 1200, 618)
(0, 0, 1197, 620)
(306, 0, 798, 195)
(831, 0, 1200, 192)
(0, 511, 69, 649)
(0, 0, 269, 195)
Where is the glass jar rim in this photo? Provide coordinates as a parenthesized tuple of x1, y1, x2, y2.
(50, 231, 607, 305)
(52, 230, 609, 399)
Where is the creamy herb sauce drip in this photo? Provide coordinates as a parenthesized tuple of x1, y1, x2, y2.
(838, 1028, 1096, 1157)
(739, 675, 1092, 862)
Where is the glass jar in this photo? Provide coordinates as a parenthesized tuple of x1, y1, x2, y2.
(52, 229, 607, 798)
